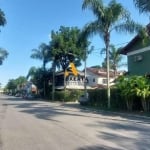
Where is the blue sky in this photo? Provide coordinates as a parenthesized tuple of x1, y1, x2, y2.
(0, 0, 149, 87)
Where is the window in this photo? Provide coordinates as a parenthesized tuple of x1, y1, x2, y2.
(134, 55, 143, 62)
(93, 78, 95, 82)
(103, 79, 107, 84)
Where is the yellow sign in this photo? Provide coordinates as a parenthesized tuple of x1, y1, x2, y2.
(65, 70, 69, 77)
(70, 62, 78, 76)
(64, 62, 78, 76)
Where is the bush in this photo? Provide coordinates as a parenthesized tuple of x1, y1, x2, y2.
(48, 89, 84, 102)
(88, 89, 107, 108)
(88, 88, 127, 110)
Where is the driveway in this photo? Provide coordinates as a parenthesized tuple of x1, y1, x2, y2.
(0, 94, 150, 150)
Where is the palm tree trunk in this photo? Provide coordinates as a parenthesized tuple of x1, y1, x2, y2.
(63, 69, 66, 103)
(43, 63, 46, 98)
(52, 62, 55, 101)
(105, 33, 110, 109)
(84, 49, 87, 99)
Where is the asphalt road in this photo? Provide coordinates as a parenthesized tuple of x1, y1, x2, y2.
(0, 94, 150, 150)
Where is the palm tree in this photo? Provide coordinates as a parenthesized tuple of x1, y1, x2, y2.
(0, 8, 6, 28)
(26, 66, 37, 80)
(101, 45, 126, 78)
(133, 0, 150, 14)
(82, 0, 142, 108)
(31, 43, 50, 97)
(31, 43, 50, 70)
(0, 48, 8, 65)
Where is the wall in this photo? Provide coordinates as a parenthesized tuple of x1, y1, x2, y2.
(128, 48, 150, 75)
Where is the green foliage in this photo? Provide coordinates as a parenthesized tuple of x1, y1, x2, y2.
(110, 88, 127, 110)
(134, 76, 150, 100)
(0, 8, 7, 66)
(5, 76, 27, 94)
(15, 76, 27, 85)
(27, 67, 53, 97)
(88, 89, 126, 110)
(31, 43, 50, 70)
(49, 90, 84, 102)
(6, 79, 17, 90)
(134, 0, 150, 14)
(50, 26, 90, 70)
(101, 44, 125, 72)
(116, 75, 150, 111)
(88, 89, 107, 108)
(0, 48, 8, 65)
(82, 0, 142, 108)
(0, 8, 6, 27)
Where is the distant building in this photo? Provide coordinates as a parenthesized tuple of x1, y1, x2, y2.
(85, 67, 117, 88)
(54, 67, 120, 90)
(22, 82, 37, 94)
(55, 70, 85, 90)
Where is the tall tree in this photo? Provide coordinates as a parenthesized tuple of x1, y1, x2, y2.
(133, 0, 150, 14)
(82, 0, 142, 108)
(6, 79, 17, 94)
(50, 26, 90, 91)
(0, 48, 8, 65)
(50, 26, 89, 70)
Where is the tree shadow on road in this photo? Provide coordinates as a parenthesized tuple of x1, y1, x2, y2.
(2, 97, 150, 124)
(1, 97, 150, 150)
(77, 145, 122, 150)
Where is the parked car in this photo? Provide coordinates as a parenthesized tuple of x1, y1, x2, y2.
(79, 92, 89, 105)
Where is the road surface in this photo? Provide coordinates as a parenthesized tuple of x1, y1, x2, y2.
(0, 94, 150, 150)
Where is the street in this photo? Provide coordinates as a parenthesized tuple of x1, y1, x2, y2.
(0, 94, 150, 150)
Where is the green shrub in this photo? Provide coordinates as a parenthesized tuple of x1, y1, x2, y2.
(88, 88, 127, 110)
(88, 89, 107, 108)
(49, 89, 84, 102)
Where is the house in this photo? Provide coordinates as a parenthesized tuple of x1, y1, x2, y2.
(85, 67, 117, 88)
(55, 70, 86, 90)
(22, 82, 37, 95)
(120, 24, 150, 76)
(55, 67, 118, 90)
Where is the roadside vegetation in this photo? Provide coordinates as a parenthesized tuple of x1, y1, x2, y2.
(2, 0, 150, 114)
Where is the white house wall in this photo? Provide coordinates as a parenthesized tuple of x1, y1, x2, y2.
(86, 70, 115, 86)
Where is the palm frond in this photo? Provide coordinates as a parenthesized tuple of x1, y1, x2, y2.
(0, 9, 6, 26)
(82, 0, 104, 19)
(114, 20, 143, 34)
(134, 0, 150, 13)
(0, 48, 8, 65)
